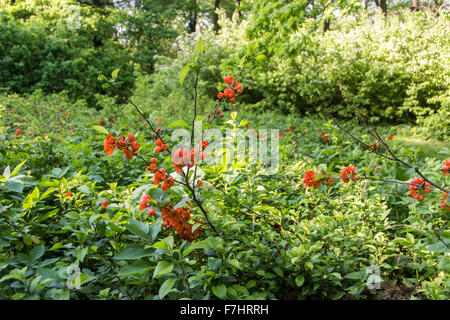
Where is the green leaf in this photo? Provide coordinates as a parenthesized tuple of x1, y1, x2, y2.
(114, 245, 153, 260)
(167, 119, 190, 129)
(195, 37, 203, 55)
(97, 75, 108, 82)
(6, 180, 24, 193)
(256, 54, 267, 62)
(212, 284, 227, 299)
(111, 68, 120, 79)
(93, 126, 109, 135)
(29, 245, 45, 263)
(150, 221, 162, 243)
(344, 271, 361, 280)
(152, 261, 174, 279)
(23, 187, 40, 209)
(118, 261, 152, 276)
(181, 240, 207, 258)
(3, 166, 10, 179)
(77, 185, 90, 195)
(295, 275, 305, 287)
(179, 64, 191, 86)
(11, 160, 27, 177)
(125, 219, 149, 240)
(159, 278, 176, 299)
(31, 186, 40, 201)
(227, 259, 242, 270)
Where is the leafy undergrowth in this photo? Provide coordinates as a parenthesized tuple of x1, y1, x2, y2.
(0, 93, 448, 300)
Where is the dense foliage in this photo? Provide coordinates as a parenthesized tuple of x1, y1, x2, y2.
(0, 0, 448, 301)
(0, 85, 448, 299)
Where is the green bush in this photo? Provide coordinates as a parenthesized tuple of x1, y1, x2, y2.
(244, 10, 449, 126)
(0, 8, 135, 106)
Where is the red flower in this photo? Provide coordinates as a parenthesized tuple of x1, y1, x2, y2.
(160, 206, 202, 241)
(224, 75, 234, 84)
(155, 138, 163, 147)
(101, 200, 109, 208)
(409, 178, 432, 201)
(439, 193, 450, 211)
(64, 191, 71, 197)
(139, 194, 151, 210)
(218, 76, 242, 103)
(339, 166, 359, 183)
(130, 141, 140, 152)
(303, 170, 316, 188)
(387, 134, 394, 141)
(224, 88, 236, 99)
(123, 149, 134, 160)
(201, 140, 208, 149)
(104, 134, 116, 156)
(148, 208, 156, 216)
(127, 133, 136, 143)
(15, 129, 22, 136)
(441, 160, 450, 176)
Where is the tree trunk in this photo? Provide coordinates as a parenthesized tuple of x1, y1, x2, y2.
(188, 10, 197, 33)
(323, 19, 330, 33)
(377, 0, 387, 15)
(212, 0, 221, 33)
(235, 0, 241, 18)
(410, 0, 420, 11)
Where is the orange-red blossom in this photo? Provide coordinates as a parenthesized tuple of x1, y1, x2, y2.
(104, 133, 140, 160)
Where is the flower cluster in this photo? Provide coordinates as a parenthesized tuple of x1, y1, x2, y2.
(139, 194, 151, 210)
(154, 138, 168, 154)
(146, 158, 158, 171)
(217, 76, 243, 104)
(160, 206, 202, 241)
(441, 160, 450, 176)
(439, 193, 449, 211)
(303, 170, 333, 188)
(339, 166, 359, 183)
(153, 168, 175, 192)
(172, 147, 206, 174)
(409, 178, 432, 201)
(104, 133, 140, 160)
(140, 194, 156, 216)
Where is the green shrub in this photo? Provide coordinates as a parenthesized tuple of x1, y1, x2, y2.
(0, 8, 135, 106)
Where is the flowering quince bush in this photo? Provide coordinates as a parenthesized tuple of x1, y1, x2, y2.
(0, 51, 449, 300)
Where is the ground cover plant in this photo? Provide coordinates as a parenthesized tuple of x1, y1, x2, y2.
(0, 0, 448, 301)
